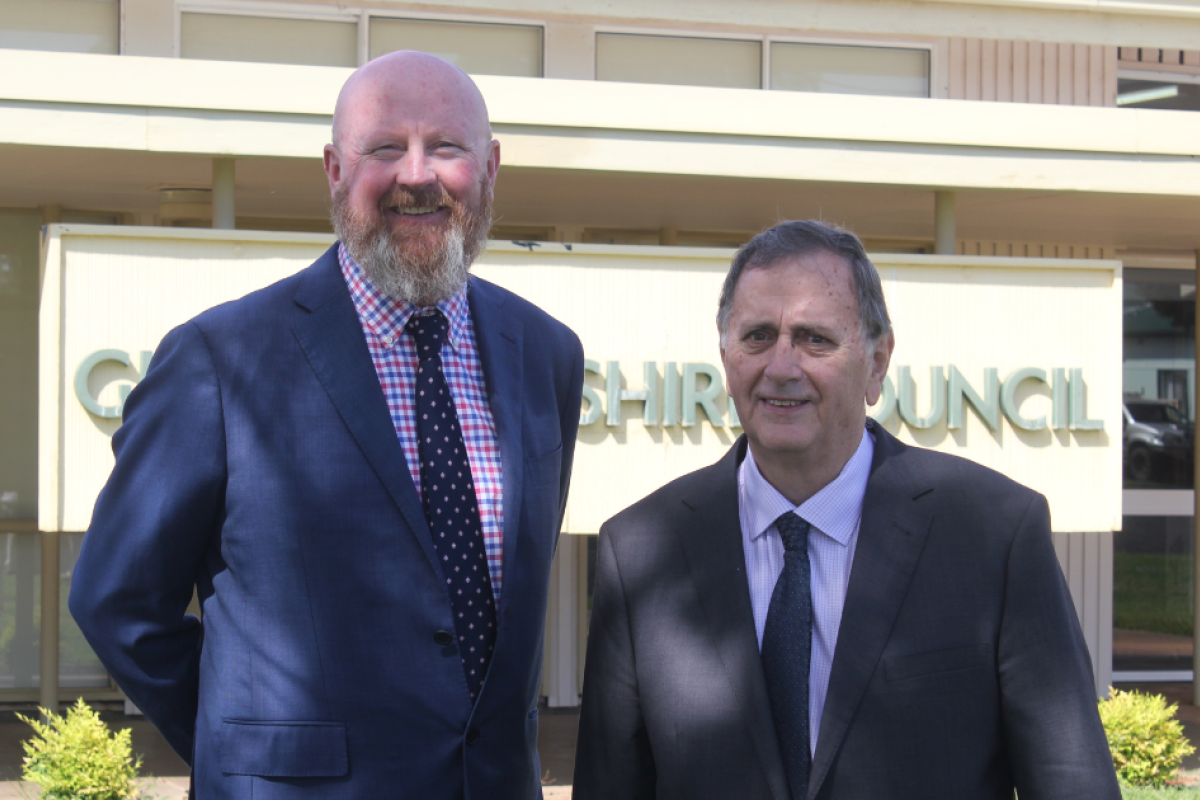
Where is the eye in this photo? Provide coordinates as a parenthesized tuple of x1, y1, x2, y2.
(743, 328, 774, 347)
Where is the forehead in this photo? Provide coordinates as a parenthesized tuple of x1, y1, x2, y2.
(340, 67, 488, 146)
(731, 250, 858, 320)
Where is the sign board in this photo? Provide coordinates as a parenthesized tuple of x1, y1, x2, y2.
(40, 225, 1120, 534)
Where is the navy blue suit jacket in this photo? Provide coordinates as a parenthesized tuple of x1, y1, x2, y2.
(70, 245, 584, 799)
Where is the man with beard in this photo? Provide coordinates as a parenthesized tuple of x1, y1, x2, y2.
(70, 51, 584, 800)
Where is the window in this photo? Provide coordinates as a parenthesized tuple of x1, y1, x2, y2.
(370, 18, 542, 78)
(1123, 268, 1195, 489)
(1117, 47, 1200, 111)
(596, 33, 761, 89)
(770, 42, 930, 98)
(181, 13, 357, 68)
(0, 0, 117, 54)
(1114, 516, 1194, 675)
(1117, 78, 1200, 111)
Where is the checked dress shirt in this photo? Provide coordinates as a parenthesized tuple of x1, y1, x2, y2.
(339, 243, 506, 598)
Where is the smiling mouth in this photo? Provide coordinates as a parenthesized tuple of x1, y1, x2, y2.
(391, 205, 444, 216)
(765, 399, 804, 407)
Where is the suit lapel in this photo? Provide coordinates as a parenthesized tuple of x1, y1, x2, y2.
(290, 246, 441, 576)
(808, 424, 934, 799)
(467, 277, 524, 618)
(677, 439, 790, 800)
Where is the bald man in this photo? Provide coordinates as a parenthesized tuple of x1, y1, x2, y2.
(71, 52, 584, 800)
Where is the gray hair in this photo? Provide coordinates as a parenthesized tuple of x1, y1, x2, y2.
(717, 220, 891, 345)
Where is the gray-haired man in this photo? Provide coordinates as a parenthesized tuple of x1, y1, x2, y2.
(573, 220, 1119, 800)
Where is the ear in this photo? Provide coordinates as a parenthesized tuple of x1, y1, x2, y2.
(864, 330, 895, 406)
(323, 144, 342, 196)
(719, 336, 733, 394)
(484, 139, 501, 199)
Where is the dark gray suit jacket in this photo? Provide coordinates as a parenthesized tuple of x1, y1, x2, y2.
(573, 423, 1119, 800)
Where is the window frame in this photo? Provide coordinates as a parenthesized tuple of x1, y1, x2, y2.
(177, 1, 546, 69)
(593, 24, 936, 98)
(765, 34, 936, 99)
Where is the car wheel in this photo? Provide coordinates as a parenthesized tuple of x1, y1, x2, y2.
(1128, 445, 1154, 482)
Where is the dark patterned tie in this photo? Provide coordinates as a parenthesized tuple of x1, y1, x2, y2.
(407, 310, 497, 703)
(762, 511, 813, 800)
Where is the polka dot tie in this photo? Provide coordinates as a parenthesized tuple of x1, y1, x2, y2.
(762, 511, 812, 800)
(408, 311, 496, 703)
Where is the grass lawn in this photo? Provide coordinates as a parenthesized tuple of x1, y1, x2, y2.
(1122, 786, 1200, 798)
(1114, 552, 1194, 637)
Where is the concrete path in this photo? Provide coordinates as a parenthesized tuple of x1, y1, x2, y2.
(0, 776, 189, 799)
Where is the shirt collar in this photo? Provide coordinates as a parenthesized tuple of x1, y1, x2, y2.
(338, 242, 470, 352)
(743, 425, 876, 547)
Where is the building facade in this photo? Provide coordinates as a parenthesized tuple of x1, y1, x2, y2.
(4, 0, 1200, 711)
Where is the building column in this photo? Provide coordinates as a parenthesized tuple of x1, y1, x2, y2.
(935, 190, 956, 256)
(39, 531, 59, 718)
(212, 158, 236, 230)
(41, 204, 62, 226)
(544, 535, 581, 707)
(1193, 249, 1200, 705)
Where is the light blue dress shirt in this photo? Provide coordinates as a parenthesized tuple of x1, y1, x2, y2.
(737, 426, 875, 756)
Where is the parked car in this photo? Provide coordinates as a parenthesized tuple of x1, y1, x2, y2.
(1123, 399, 1193, 484)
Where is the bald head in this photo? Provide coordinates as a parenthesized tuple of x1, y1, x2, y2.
(331, 51, 492, 152)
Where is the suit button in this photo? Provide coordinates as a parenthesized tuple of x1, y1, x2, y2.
(466, 727, 480, 745)
(434, 630, 454, 646)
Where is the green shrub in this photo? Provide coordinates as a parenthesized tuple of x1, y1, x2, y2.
(1120, 781, 1200, 799)
(1100, 687, 1196, 787)
(17, 698, 142, 800)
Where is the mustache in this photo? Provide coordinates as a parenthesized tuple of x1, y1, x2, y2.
(379, 184, 456, 214)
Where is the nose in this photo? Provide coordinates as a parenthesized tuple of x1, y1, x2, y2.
(762, 337, 805, 386)
(394, 147, 437, 190)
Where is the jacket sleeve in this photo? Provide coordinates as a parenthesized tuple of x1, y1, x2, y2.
(998, 493, 1121, 799)
(69, 321, 226, 763)
(573, 527, 657, 800)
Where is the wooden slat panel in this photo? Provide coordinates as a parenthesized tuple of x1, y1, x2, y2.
(982, 38, 998, 101)
(1067, 530, 1086, 625)
(1098, 532, 1114, 695)
(949, 37, 966, 99)
(1028, 42, 1043, 103)
(1164, 49, 1183, 66)
(1186, 50, 1200, 67)
(1043, 43, 1057, 103)
(1088, 45, 1103, 107)
(997, 40, 1013, 102)
(1146, 48, 1163, 63)
(1103, 46, 1119, 107)
(1084, 533, 1101, 673)
(966, 37, 982, 100)
(1074, 45, 1089, 106)
(1059, 43, 1074, 105)
(1051, 527, 1113, 695)
(1012, 40, 1028, 103)
(1118, 47, 1139, 62)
